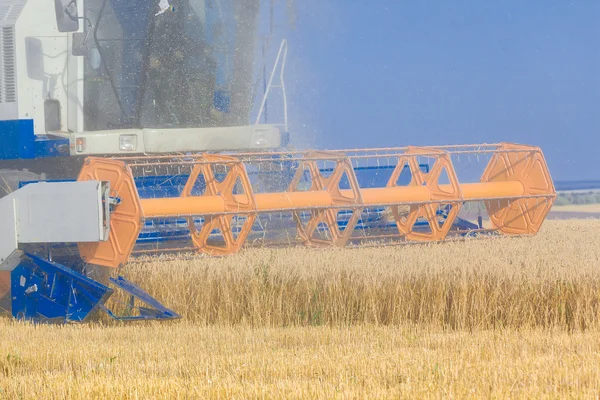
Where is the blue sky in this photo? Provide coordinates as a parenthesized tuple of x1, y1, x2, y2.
(277, 1, 599, 181)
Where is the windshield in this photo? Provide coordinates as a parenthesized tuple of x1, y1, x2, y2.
(83, 0, 259, 131)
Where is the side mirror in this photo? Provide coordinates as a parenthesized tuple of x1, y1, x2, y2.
(54, 0, 79, 32)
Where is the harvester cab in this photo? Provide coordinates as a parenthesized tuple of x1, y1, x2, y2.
(0, 0, 288, 185)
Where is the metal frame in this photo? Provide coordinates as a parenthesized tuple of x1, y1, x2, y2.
(75, 142, 556, 266)
(255, 39, 288, 133)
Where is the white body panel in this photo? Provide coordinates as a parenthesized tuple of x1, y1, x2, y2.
(12, 0, 71, 132)
(0, 180, 109, 270)
(70, 124, 283, 155)
(0, 1, 26, 120)
(66, 31, 84, 134)
(0, 0, 78, 133)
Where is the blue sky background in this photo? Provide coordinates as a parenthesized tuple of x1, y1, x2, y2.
(273, 1, 600, 181)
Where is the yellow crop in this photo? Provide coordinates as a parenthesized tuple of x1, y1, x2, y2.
(1, 219, 599, 398)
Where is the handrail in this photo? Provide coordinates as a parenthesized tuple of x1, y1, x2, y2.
(255, 39, 289, 132)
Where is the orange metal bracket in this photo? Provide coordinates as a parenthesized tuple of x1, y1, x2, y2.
(481, 143, 555, 235)
(77, 158, 143, 268)
(387, 147, 463, 241)
(182, 155, 257, 255)
(288, 152, 364, 247)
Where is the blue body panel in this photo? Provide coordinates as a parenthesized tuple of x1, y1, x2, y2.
(0, 119, 69, 161)
(10, 253, 180, 323)
(11, 254, 113, 322)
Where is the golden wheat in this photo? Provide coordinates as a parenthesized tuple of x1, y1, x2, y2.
(105, 219, 600, 330)
(1, 322, 600, 399)
(0, 219, 598, 398)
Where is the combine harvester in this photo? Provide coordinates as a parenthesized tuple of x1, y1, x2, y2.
(0, 0, 556, 323)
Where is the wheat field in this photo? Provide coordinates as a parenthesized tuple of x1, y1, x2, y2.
(119, 219, 600, 330)
(1, 219, 600, 398)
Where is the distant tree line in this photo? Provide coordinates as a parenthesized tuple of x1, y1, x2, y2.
(457, 191, 600, 211)
(554, 191, 600, 206)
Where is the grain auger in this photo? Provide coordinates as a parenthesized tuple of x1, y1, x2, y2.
(0, 142, 556, 323)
